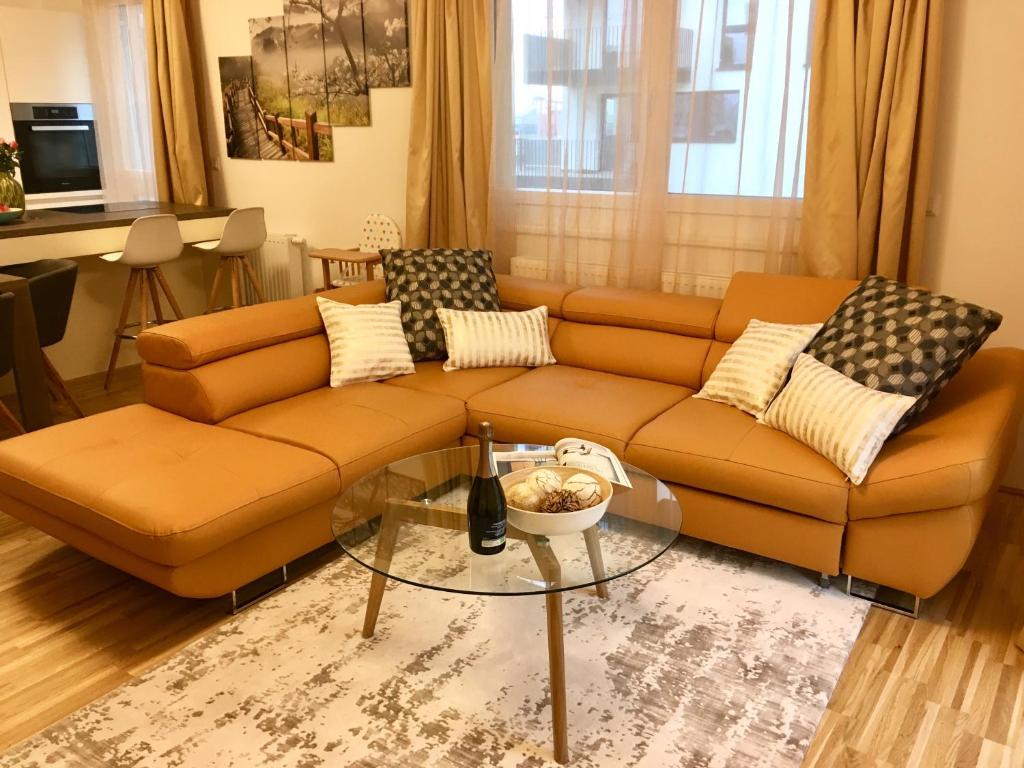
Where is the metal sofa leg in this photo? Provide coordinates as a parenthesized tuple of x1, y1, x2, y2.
(230, 565, 289, 614)
(845, 574, 921, 618)
(819, 572, 831, 589)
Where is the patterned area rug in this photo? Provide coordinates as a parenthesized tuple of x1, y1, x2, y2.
(3, 536, 868, 768)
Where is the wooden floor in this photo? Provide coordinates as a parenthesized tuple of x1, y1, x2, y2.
(0, 368, 1022, 765)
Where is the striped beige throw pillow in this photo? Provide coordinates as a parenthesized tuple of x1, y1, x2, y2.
(694, 319, 823, 417)
(762, 354, 916, 485)
(316, 298, 415, 387)
(437, 305, 556, 372)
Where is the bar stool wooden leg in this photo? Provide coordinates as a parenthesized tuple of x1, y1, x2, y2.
(104, 269, 140, 390)
(138, 267, 150, 334)
(154, 266, 185, 320)
(42, 352, 84, 418)
(146, 270, 165, 325)
(241, 255, 267, 304)
(206, 258, 226, 313)
(229, 257, 242, 308)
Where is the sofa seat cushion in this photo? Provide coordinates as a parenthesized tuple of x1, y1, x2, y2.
(384, 361, 529, 402)
(0, 404, 340, 567)
(625, 398, 849, 523)
(221, 383, 467, 486)
(466, 365, 690, 455)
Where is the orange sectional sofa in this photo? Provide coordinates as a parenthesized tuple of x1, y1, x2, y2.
(0, 272, 1020, 602)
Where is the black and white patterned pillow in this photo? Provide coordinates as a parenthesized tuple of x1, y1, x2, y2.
(380, 248, 501, 361)
(805, 275, 1002, 434)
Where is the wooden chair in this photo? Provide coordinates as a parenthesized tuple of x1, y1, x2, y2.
(310, 212, 401, 290)
(0, 259, 84, 418)
(101, 215, 186, 389)
(193, 207, 268, 311)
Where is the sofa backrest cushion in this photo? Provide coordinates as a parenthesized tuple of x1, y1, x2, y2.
(140, 281, 385, 423)
(496, 274, 576, 316)
(137, 281, 385, 370)
(715, 272, 858, 343)
(562, 286, 720, 338)
(144, 336, 331, 423)
(551, 322, 709, 388)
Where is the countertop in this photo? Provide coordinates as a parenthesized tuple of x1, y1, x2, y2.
(0, 201, 234, 240)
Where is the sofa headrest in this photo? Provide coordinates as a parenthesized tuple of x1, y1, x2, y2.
(715, 272, 859, 343)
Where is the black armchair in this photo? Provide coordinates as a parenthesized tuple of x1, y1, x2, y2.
(0, 259, 83, 418)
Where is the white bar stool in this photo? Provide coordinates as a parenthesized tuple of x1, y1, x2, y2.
(100, 214, 185, 389)
(193, 207, 268, 312)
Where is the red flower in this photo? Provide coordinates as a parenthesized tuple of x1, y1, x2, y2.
(8, 141, 16, 150)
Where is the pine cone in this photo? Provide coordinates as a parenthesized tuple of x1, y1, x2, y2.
(539, 489, 584, 515)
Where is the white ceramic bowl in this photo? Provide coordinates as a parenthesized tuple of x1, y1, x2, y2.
(500, 465, 612, 536)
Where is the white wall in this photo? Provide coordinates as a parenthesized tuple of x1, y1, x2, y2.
(195, 0, 412, 289)
(921, 0, 1024, 488)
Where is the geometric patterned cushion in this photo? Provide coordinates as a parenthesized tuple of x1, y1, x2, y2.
(380, 248, 501, 362)
(805, 275, 1002, 435)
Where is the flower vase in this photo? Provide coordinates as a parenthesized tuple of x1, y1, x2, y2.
(0, 172, 25, 218)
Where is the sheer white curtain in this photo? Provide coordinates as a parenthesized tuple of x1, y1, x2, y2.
(83, 0, 157, 201)
(489, 0, 814, 296)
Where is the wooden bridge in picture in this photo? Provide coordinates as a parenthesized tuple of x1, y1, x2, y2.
(224, 85, 331, 161)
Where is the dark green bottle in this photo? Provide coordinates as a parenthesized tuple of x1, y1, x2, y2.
(467, 422, 507, 555)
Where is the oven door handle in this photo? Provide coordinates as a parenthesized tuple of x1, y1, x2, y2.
(29, 125, 91, 132)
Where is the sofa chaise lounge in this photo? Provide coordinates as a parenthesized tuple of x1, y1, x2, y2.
(0, 272, 1020, 604)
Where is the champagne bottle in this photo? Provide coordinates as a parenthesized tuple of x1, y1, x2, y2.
(467, 422, 507, 555)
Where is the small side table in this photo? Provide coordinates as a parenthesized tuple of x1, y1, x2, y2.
(308, 248, 382, 290)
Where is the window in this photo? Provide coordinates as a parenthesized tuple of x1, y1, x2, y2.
(719, 0, 753, 71)
(509, 0, 812, 198)
(672, 91, 740, 143)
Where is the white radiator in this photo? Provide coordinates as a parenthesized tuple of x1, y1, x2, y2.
(244, 233, 306, 303)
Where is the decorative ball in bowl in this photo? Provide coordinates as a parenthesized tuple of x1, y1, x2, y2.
(0, 207, 24, 224)
(500, 466, 613, 536)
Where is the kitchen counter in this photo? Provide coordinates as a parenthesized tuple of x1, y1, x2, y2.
(0, 201, 233, 239)
(0, 201, 233, 263)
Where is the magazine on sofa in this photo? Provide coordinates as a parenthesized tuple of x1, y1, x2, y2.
(494, 438, 632, 488)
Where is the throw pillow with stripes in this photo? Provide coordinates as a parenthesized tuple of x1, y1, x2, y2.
(694, 319, 823, 417)
(437, 305, 556, 372)
(762, 354, 916, 485)
(317, 298, 415, 387)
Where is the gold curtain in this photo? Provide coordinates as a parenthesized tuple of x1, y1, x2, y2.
(799, 0, 944, 282)
(144, 0, 209, 205)
(405, 0, 492, 249)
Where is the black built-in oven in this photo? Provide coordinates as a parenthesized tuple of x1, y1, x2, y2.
(11, 103, 102, 194)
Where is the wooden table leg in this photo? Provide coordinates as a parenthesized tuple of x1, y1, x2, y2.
(321, 259, 332, 291)
(0, 275, 53, 431)
(365, 261, 376, 282)
(362, 510, 400, 638)
(583, 525, 609, 599)
(546, 591, 569, 765)
(525, 535, 570, 764)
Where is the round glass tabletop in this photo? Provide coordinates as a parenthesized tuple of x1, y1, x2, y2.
(331, 444, 682, 596)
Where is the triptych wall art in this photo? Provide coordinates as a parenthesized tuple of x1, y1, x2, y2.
(218, 0, 409, 163)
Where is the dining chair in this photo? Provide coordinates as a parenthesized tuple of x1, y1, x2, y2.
(0, 259, 83, 417)
(0, 292, 25, 435)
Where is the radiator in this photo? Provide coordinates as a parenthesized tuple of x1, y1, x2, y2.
(244, 233, 306, 303)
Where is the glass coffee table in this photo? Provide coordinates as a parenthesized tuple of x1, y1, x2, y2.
(331, 444, 682, 765)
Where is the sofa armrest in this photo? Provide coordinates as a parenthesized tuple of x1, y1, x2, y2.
(137, 280, 385, 370)
(850, 347, 1024, 519)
